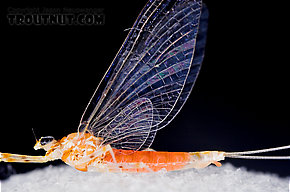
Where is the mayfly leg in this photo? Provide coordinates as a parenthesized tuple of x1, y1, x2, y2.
(0, 152, 50, 163)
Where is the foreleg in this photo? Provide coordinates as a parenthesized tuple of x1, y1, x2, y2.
(0, 152, 51, 163)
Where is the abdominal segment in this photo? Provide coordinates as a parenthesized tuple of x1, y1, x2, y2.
(96, 149, 192, 172)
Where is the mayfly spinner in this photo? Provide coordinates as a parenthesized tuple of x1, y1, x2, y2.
(1, 0, 289, 172)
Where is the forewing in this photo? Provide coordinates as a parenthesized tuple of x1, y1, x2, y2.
(97, 98, 153, 151)
(81, 0, 206, 150)
(140, 4, 208, 149)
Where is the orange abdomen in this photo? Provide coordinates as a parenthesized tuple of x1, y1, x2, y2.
(103, 149, 192, 172)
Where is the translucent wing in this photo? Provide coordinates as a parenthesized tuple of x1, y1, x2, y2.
(80, 0, 208, 150)
(141, 3, 208, 149)
(97, 98, 153, 150)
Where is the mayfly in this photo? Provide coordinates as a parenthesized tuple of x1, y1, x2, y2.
(1, 0, 289, 173)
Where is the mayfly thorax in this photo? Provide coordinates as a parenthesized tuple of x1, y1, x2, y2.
(1, 0, 289, 173)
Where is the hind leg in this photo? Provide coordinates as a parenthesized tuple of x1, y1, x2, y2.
(189, 151, 225, 169)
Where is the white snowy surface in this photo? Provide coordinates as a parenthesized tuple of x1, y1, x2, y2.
(1, 163, 289, 192)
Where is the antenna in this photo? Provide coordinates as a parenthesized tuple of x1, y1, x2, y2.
(32, 128, 38, 142)
(225, 145, 290, 160)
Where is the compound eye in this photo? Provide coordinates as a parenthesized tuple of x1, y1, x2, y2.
(40, 136, 54, 145)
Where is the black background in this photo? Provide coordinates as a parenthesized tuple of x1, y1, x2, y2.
(1, 0, 289, 180)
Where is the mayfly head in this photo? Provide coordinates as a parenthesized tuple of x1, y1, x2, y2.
(34, 136, 56, 151)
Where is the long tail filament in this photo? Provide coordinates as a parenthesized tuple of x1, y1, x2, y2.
(225, 145, 290, 160)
